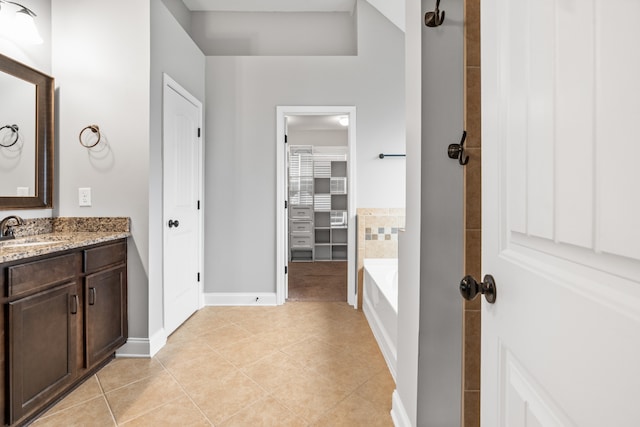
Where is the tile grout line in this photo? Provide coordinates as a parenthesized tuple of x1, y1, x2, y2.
(100, 361, 191, 426)
(153, 356, 215, 426)
(94, 374, 118, 426)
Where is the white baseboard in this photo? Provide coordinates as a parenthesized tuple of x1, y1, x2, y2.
(204, 292, 277, 306)
(115, 328, 167, 358)
(116, 338, 151, 358)
(148, 328, 167, 357)
(391, 390, 412, 427)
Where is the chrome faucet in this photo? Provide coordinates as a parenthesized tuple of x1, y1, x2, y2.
(0, 215, 25, 241)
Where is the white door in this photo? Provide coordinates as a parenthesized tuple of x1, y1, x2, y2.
(482, 1, 640, 426)
(163, 75, 202, 336)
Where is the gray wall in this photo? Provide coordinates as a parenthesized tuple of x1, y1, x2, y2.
(160, 0, 192, 34)
(396, 0, 464, 425)
(51, 0, 204, 346)
(417, 0, 464, 424)
(288, 129, 347, 147)
(52, 0, 151, 339)
(395, 0, 423, 422)
(204, 0, 405, 295)
(191, 11, 357, 56)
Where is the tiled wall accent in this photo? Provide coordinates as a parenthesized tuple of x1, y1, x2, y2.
(463, 0, 482, 425)
(356, 208, 405, 309)
(365, 227, 400, 241)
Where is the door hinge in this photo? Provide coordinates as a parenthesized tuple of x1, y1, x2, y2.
(197, 272, 201, 282)
(285, 134, 288, 143)
(197, 128, 201, 138)
(197, 200, 200, 210)
(285, 200, 288, 209)
(285, 266, 288, 274)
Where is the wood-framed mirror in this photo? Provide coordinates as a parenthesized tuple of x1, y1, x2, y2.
(0, 53, 53, 209)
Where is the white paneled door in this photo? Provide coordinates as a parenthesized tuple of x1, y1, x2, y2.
(163, 75, 202, 336)
(482, 1, 640, 426)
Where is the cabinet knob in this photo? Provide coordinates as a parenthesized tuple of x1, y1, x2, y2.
(168, 219, 180, 228)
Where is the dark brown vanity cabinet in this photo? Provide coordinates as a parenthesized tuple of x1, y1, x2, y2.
(84, 242, 128, 368)
(6, 253, 80, 424)
(1, 239, 127, 426)
(8, 282, 79, 422)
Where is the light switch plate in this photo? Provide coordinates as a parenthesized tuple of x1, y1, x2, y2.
(79, 187, 92, 207)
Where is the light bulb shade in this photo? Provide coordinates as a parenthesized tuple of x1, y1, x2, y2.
(0, 7, 12, 38)
(13, 10, 42, 44)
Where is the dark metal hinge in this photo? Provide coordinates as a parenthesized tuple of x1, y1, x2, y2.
(285, 134, 288, 143)
(197, 128, 201, 138)
(285, 266, 288, 274)
(285, 200, 288, 209)
(197, 272, 201, 282)
(197, 200, 200, 210)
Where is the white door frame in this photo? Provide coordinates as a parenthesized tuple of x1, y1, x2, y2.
(162, 73, 205, 330)
(276, 106, 357, 307)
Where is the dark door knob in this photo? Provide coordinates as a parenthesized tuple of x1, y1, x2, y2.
(168, 219, 180, 228)
(459, 274, 497, 304)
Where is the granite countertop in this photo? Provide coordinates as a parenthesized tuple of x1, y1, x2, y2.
(0, 217, 131, 263)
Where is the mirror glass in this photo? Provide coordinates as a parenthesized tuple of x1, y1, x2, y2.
(0, 72, 36, 196)
(0, 53, 53, 209)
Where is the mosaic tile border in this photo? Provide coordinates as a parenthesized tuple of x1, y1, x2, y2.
(365, 227, 399, 241)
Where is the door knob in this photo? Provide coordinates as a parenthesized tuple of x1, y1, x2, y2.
(168, 219, 180, 228)
(459, 274, 497, 304)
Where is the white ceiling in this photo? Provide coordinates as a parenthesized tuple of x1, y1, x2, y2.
(182, 0, 357, 12)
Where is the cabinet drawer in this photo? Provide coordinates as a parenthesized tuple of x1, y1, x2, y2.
(290, 234, 312, 248)
(289, 206, 312, 219)
(289, 221, 313, 233)
(84, 240, 126, 274)
(8, 253, 79, 298)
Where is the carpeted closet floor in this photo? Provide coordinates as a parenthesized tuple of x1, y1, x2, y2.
(287, 261, 347, 302)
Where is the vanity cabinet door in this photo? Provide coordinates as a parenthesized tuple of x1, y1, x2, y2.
(84, 265, 127, 368)
(8, 282, 78, 423)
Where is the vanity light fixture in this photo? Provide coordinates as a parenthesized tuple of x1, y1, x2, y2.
(0, 0, 43, 45)
(338, 116, 349, 126)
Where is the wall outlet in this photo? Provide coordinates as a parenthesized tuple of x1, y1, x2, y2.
(79, 187, 92, 207)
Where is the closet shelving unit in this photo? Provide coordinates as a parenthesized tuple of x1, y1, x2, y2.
(288, 147, 314, 261)
(288, 146, 348, 262)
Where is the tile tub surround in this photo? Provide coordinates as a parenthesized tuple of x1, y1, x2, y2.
(0, 217, 131, 263)
(32, 302, 395, 426)
(357, 208, 405, 309)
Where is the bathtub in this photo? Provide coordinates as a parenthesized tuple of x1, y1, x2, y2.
(363, 258, 398, 380)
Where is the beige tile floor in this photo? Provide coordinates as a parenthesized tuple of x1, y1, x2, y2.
(33, 302, 395, 426)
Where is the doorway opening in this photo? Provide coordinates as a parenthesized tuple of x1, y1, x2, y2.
(276, 106, 357, 307)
